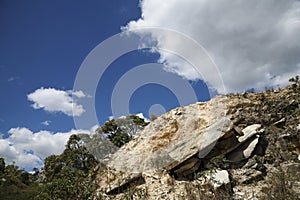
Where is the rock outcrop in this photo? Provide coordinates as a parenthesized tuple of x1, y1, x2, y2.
(93, 84, 300, 199)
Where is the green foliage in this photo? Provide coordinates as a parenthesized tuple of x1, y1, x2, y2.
(289, 75, 300, 92)
(0, 157, 5, 174)
(37, 134, 98, 200)
(78, 133, 118, 161)
(289, 75, 299, 84)
(101, 119, 131, 147)
(207, 155, 230, 169)
(101, 114, 149, 147)
(0, 158, 40, 200)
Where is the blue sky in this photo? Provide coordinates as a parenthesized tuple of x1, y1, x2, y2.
(0, 0, 142, 134)
(0, 0, 210, 133)
(0, 1, 210, 169)
(1, 0, 299, 170)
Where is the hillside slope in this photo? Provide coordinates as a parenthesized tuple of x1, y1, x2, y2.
(93, 83, 300, 199)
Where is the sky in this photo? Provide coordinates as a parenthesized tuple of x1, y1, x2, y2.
(0, 0, 300, 170)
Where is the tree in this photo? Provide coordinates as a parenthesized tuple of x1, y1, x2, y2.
(101, 114, 149, 147)
(43, 154, 63, 182)
(39, 134, 98, 200)
(0, 158, 40, 199)
(289, 75, 300, 92)
(0, 158, 5, 174)
(63, 134, 96, 171)
(289, 75, 299, 84)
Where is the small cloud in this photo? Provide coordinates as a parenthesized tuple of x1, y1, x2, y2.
(135, 113, 150, 122)
(71, 90, 86, 98)
(108, 113, 150, 122)
(27, 87, 86, 117)
(41, 120, 51, 126)
(108, 116, 114, 121)
(7, 76, 20, 82)
(8, 77, 15, 82)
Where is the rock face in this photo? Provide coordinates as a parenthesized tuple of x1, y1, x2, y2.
(108, 98, 230, 174)
(93, 85, 300, 199)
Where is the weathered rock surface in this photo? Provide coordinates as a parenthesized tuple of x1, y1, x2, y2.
(108, 98, 231, 174)
(94, 84, 300, 199)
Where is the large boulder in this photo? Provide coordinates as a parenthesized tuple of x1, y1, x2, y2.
(94, 95, 269, 194)
(107, 98, 231, 174)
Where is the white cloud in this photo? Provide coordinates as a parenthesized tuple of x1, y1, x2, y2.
(71, 90, 86, 98)
(7, 76, 20, 82)
(41, 120, 51, 126)
(8, 77, 15, 82)
(27, 87, 86, 117)
(108, 116, 114, 121)
(108, 113, 150, 122)
(136, 113, 150, 122)
(125, 0, 300, 93)
(0, 126, 96, 170)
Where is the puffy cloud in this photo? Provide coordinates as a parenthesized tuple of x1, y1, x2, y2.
(125, 0, 300, 93)
(27, 87, 86, 117)
(0, 127, 96, 170)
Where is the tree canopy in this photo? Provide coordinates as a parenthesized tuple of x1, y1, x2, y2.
(100, 114, 149, 147)
(38, 134, 98, 200)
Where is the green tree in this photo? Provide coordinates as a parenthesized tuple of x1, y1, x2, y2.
(43, 155, 63, 182)
(289, 75, 300, 92)
(0, 157, 5, 174)
(62, 134, 96, 171)
(101, 114, 149, 147)
(289, 75, 299, 84)
(0, 158, 40, 200)
(38, 134, 98, 200)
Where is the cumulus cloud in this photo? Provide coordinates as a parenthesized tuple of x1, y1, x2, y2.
(125, 0, 300, 93)
(27, 87, 86, 117)
(0, 127, 96, 170)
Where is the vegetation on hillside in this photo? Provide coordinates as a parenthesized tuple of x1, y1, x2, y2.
(0, 134, 98, 200)
(0, 114, 148, 199)
(0, 79, 299, 199)
(37, 134, 98, 200)
(0, 158, 40, 199)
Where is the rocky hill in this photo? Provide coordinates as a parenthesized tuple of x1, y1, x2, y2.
(93, 82, 300, 199)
